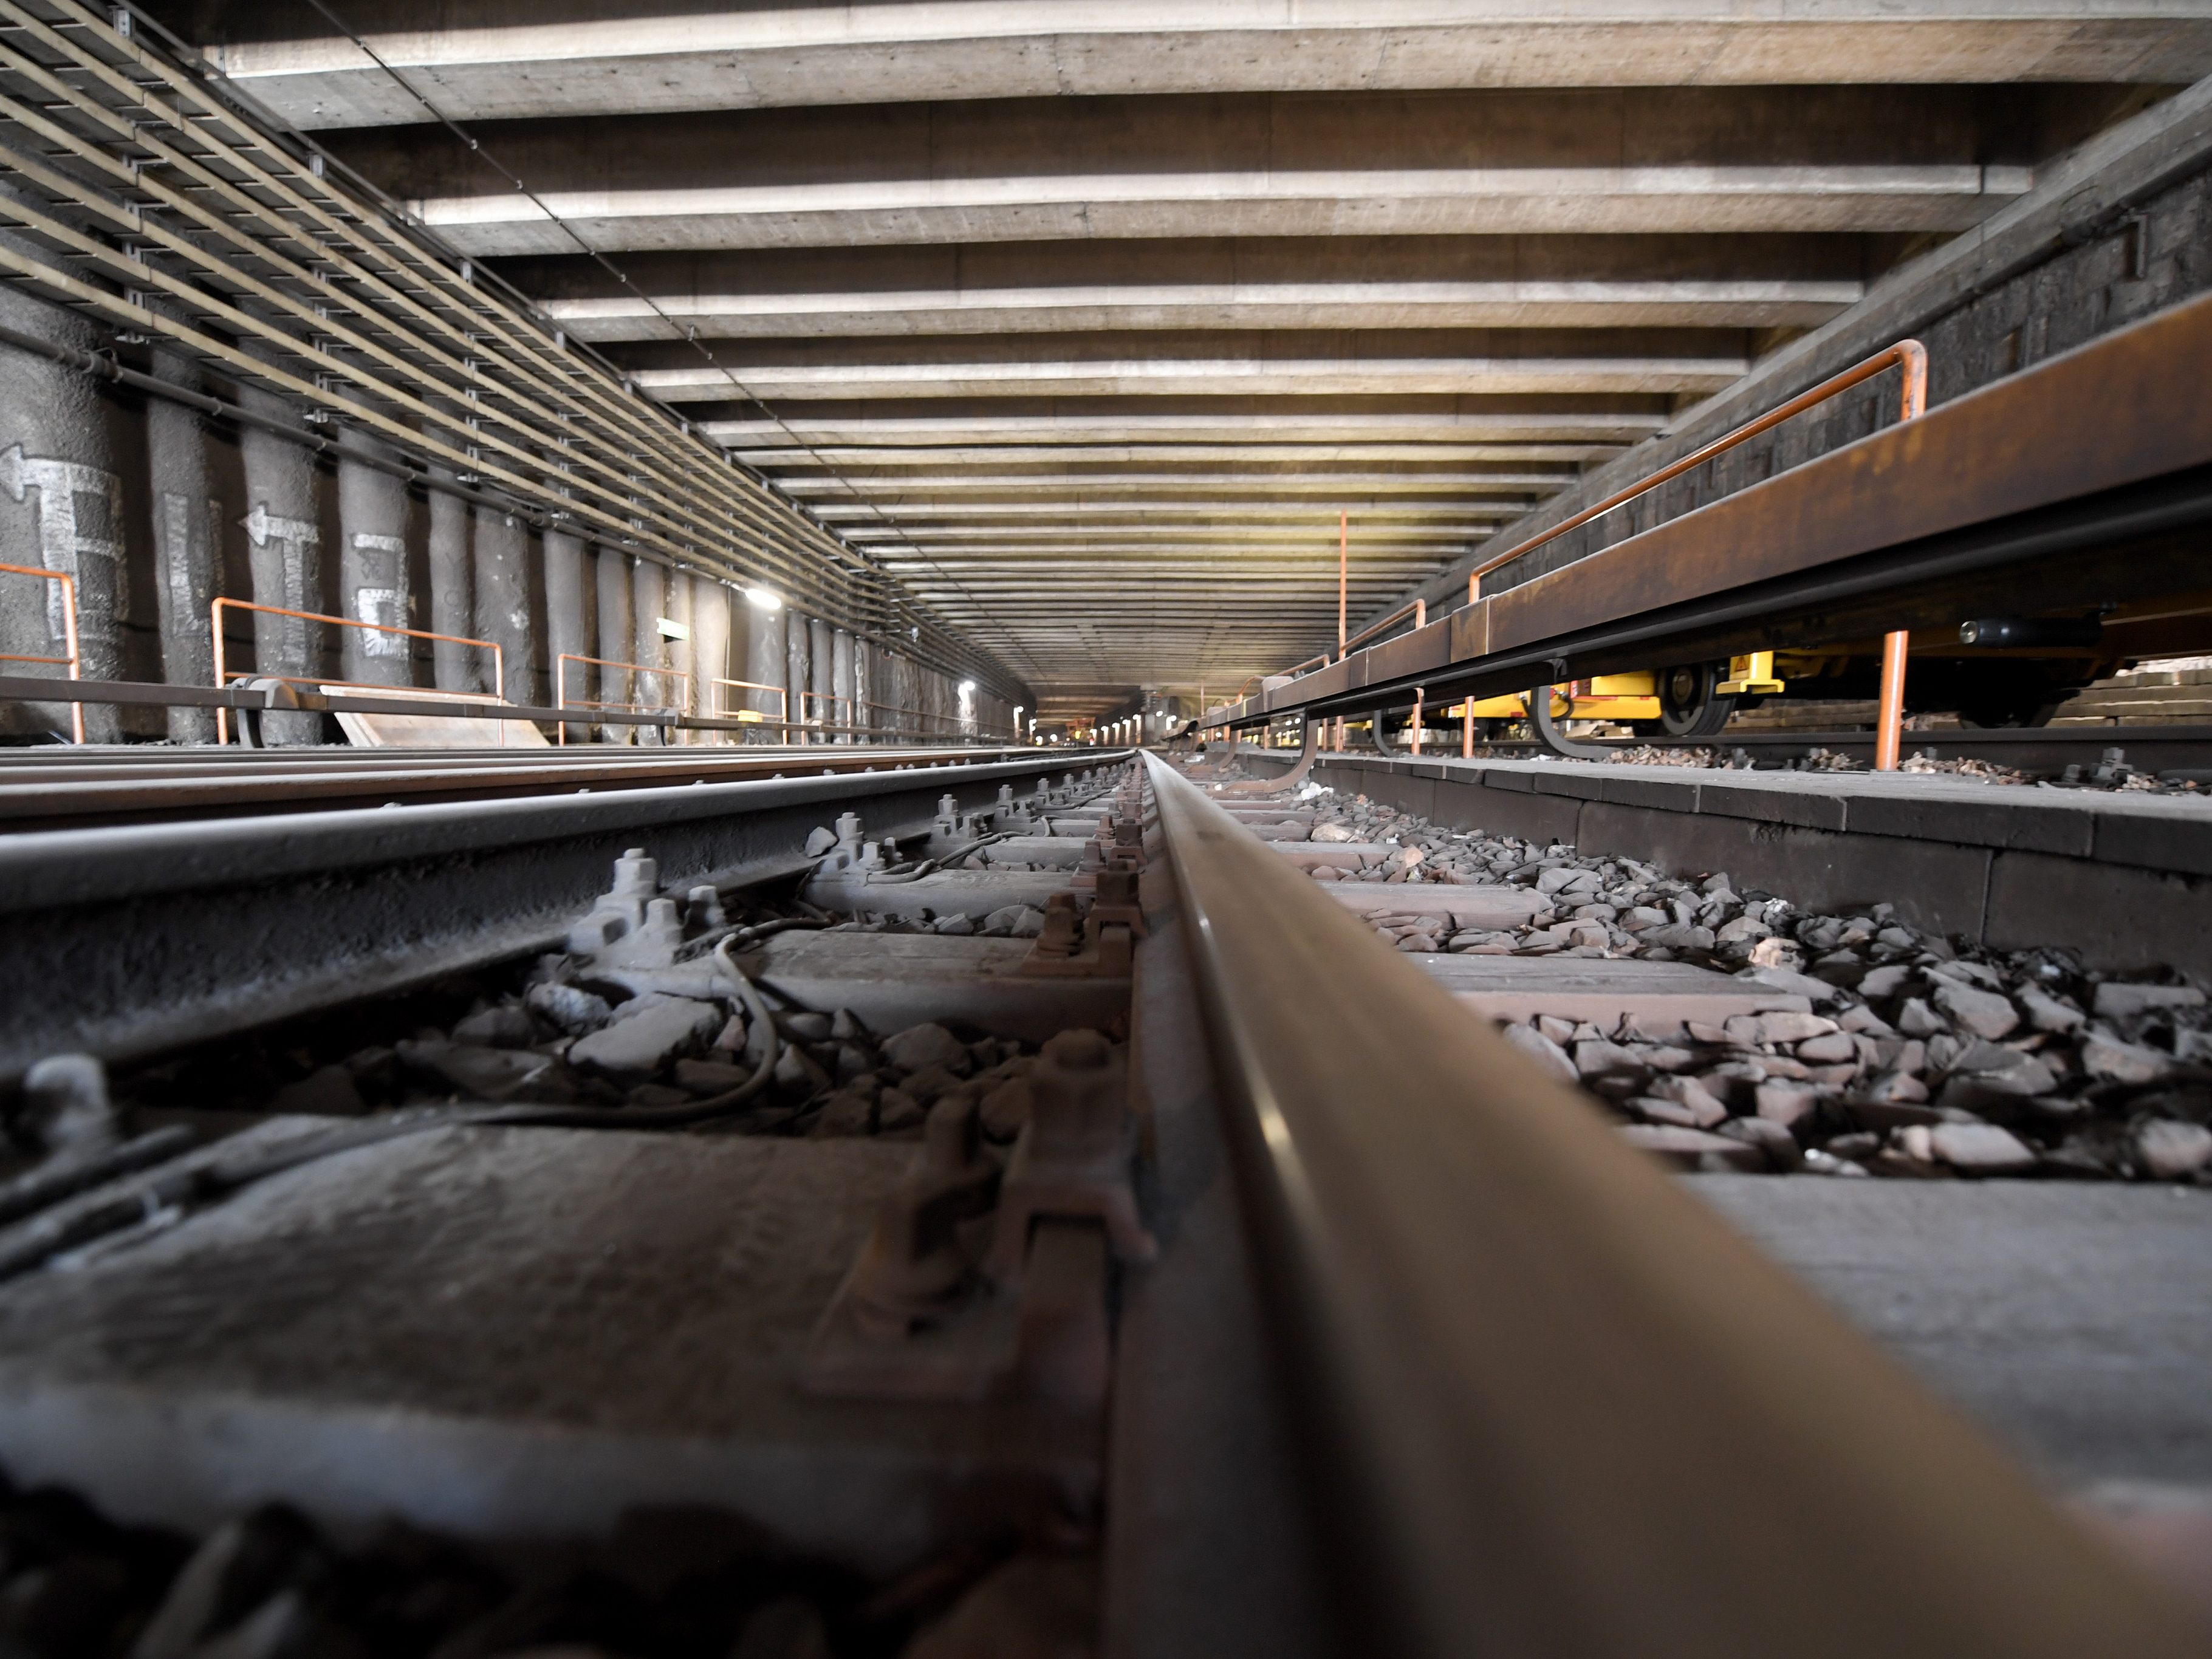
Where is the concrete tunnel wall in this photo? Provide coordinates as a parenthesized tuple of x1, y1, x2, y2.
(0, 290, 1001, 745)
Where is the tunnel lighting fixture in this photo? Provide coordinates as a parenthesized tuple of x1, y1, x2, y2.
(744, 587, 783, 612)
(959, 680, 977, 694)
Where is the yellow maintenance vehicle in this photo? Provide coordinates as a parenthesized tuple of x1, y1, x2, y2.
(1439, 599, 2207, 752)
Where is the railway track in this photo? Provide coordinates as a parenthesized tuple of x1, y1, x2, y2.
(0, 742, 1043, 832)
(0, 749, 2204, 1656)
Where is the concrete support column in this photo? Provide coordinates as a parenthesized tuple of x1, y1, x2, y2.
(663, 569, 696, 744)
(630, 557, 667, 742)
(0, 291, 128, 742)
(593, 546, 632, 741)
(852, 641, 874, 740)
(830, 628, 855, 742)
(692, 580, 732, 743)
(425, 476, 477, 694)
(335, 435, 413, 688)
(238, 385, 329, 744)
(893, 654, 917, 739)
(809, 615, 835, 735)
(471, 505, 535, 709)
(745, 598, 786, 739)
(786, 611, 812, 738)
(543, 528, 590, 739)
(143, 346, 219, 743)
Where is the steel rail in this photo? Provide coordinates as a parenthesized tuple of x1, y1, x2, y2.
(1142, 752, 2205, 1657)
(0, 745, 1050, 829)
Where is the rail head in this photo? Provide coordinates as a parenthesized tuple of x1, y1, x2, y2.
(1141, 751, 2203, 1658)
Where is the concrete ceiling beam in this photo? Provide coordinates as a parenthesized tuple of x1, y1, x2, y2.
(783, 474, 1573, 496)
(546, 282, 1860, 338)
(411, 169, 2028, 256)
(320, 86, 2098, 255)
(701, 414, 1674, 443)
(735, 445, 1625, 465)
(507, 231, 1875, 334)
(208, 7, 2212, 129)
(829, 499, 1526, 519)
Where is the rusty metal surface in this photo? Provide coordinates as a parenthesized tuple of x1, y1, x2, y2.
(1140, 751, 2206, 1658)
(1210, 291, 2212, 730)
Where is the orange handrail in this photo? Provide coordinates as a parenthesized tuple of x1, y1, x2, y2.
(711, 677, 790, 734)
(1341, 596, 1426, 660)
(556, 652, 690, 746)
(1465, 340, 1928, 602)
(0, 563, 81, 743)
(213, 597, 502, 745)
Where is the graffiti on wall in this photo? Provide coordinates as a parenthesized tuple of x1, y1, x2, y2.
(0, 444, 123, 643)
(240, 501, 320, 669)
(350, 531, 409, 657)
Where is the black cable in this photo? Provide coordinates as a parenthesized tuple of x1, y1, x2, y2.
(0, 939, 790, 1281)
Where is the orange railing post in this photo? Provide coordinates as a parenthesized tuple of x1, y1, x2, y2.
(0, 563, 83, 743)
(711, 677, 791, 741)
(556, 652, 690, 746)
(1408, 600, 1427, 755)
(800, 690, 854, 743)
(213, 598, 503, 745)
(1873, 349, 1928, 770)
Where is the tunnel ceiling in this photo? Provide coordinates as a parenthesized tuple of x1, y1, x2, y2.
(148, 2, 2210, 719)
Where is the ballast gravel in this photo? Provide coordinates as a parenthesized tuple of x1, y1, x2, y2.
(1293, 784, 2212, 1186)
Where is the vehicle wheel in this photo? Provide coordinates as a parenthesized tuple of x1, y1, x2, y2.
(1656, 662, 1736, 739)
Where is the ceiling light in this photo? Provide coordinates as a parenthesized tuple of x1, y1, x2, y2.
(744, 587, 782, 612)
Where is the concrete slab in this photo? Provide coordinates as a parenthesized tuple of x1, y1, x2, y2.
(1322, 881, 1549, 930)
(801, 866, 1073, 920)
(327, 686, 550, 750)
(1271, 840, 1395, 869)
(1412, 955, 1811, 1035)
(746, 929, 1128, 1041)
(979, 834, 1085, 868)
(0, 1121, 1095, 1573)
(1683, 1176, 2212, 1493)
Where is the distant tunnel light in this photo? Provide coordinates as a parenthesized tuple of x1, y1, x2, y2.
(744, 587, 783, 612)
(959, 680, 977, 694)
